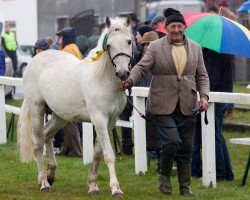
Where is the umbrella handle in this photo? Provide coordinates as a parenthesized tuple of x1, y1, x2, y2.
(219, 6, 222, 15)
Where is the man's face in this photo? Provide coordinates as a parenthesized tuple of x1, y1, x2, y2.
(5, 23, 10, 32)
(35, 48, 44, 55)
(165, 22, 186, 43)
(135, 31, 143, 44)
(58, 35, 63, 44)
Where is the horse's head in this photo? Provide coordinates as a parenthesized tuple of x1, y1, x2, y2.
(104, 16, 134, 81)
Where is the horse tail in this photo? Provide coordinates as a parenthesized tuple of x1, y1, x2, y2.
(17, 99, 33, 163)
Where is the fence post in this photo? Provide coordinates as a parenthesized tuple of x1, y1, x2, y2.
(201, 102, 216, 187)
(133, 95, 147, 174)
(82, 122, 94, 165)
(0, 84, 7, 144)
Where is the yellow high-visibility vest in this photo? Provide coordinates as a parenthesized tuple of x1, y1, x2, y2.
(3, 32, 17, 51)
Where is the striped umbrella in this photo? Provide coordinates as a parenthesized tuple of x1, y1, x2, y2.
(184, 12, 250, 58)
(237, 0, 250, 13)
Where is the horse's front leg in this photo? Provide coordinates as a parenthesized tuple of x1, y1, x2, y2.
(88, 139, 102, 195)
(94, 123, 123, 198)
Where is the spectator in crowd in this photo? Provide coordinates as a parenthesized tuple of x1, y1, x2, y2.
(56, 27, 82, 157)
(129, 13, 140, 37)
(120, 8, 209, 196)
(150, 15, 166, 30)
(76, 35, 90, 58)
(88, 27, 100, 50)
(1, 22, 18, 76)
(134, 25, 154, 63)
(144, 12, 157, 25)
(45, 36, 54, 47)
(140, 31, 161, 171)
(120, 25, 154, 155)
(208, 2, 235, 119)
(191, 48, 235, 181)
(32, 38, 50, 57)
(0, 48, 6, 76)
(150, 15, 167, 38)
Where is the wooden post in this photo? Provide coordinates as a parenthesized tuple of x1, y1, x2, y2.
(82, 122, 94, 165)
(133, 95, 147, 174)
(0, 85, 7, 144)
(201, 102, 216, 187)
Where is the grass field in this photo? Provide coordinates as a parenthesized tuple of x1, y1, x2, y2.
(1, 131, 250, 200)
(1, 83, 250, 199)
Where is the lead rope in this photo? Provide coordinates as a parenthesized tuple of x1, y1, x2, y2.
(125, 92, 208, 128)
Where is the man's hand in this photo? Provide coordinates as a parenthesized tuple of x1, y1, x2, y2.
(119, 81, 130, 91)
(119, 81, 132, 95)
(199, 97, 209, 112)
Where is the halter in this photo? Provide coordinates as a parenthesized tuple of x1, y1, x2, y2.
(104, 33, 134, 71)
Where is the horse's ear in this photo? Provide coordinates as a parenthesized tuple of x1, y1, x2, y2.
(125, 15, 131, 27)
(106, 17, 111, 28)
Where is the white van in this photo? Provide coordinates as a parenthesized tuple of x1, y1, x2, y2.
(139, 0, 205, 21)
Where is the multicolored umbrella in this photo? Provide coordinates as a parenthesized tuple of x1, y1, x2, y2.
(237, 0, 250, 13)
(184, 12, 250, 58)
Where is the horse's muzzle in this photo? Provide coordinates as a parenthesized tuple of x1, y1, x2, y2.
(115, 71, 130, 81)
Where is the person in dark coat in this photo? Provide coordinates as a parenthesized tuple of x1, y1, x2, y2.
(192, 48, 235, 181)
(120, 25, 154, 155)
(76, 35, 90, 58)
(0, 49, 6, 76)
(32, 38, 50, 57)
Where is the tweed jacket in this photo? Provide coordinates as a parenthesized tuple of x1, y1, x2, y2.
(127, 36, 210, 116)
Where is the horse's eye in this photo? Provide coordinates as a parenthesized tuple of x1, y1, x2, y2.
(106, 44, 111, 49)
(115, 28, 120, 31)
(128, 40, 132, 45)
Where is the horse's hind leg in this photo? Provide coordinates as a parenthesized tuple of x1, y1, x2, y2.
(29, 102, 51, 191)
(93, 118, 123, 198)
(44, 113, 67, 186)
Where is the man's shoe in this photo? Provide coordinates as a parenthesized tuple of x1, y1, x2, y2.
(180, 188, 197, 197)
(159, 184, 172, 195)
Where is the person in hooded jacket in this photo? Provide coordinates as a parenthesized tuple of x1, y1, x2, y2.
(76, 35, 90, 58)
(32, 38, 50, 57)
(56, 27, 82, 59)
(55, 27, 82, 157)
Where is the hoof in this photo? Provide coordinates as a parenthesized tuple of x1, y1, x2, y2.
(112, 191, 124, 198)
(88, 189, 100, 195)
(40, 186, 51, 192)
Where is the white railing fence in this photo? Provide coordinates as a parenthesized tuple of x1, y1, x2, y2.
(1, 77, 250, 188)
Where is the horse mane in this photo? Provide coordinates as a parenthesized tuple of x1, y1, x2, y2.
(85, 18, 132, 78)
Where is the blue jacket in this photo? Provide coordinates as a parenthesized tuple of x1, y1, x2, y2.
(0, 50, 6, 76)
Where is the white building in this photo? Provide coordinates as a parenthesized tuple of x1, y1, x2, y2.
(0, 0, 135, 46)
(0, 0, 38, 45)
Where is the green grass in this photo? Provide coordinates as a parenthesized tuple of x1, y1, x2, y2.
(1, 131, 250, 200)
(233, 82, 250, 94)
(1, 83, 250, 199)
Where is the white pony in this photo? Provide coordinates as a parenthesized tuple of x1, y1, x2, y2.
(18, 16, 133, 197)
